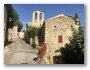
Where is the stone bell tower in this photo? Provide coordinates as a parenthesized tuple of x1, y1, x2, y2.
(32, 10, 44, 27)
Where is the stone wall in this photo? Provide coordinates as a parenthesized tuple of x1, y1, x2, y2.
(18, 32, 24, 39)
(8, 26, 18, 41)
(27, 20, 44, 28)
(42, 14, 79, 56)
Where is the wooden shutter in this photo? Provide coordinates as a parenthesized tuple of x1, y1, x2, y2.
(58, 35, 63, 43)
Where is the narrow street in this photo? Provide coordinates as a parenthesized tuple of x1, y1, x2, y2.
(4, 39, 38, 64)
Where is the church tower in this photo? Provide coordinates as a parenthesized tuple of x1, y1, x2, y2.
(32, 10, 44, 27)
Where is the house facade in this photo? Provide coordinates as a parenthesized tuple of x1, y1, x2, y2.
(26, 10, 80, 64)
(40, 13, 79, 56)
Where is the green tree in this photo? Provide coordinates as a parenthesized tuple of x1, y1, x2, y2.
(28, 26, 40, 38)
(9, 5, 23, 31)
(28, 26, 35, 38)
(55, 27, 84, 64)
(10, 6, 19, 25)
(17, 20, 23, 32)
(75, 13, 78, 19)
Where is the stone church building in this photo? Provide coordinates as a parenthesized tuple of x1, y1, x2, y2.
(26, 10, 80, 63)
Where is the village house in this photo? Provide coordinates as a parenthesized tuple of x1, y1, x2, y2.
(26, 10, 80, 64)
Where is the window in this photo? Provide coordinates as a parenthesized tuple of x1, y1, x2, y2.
(71, 25, 73, 28)
(54, 26, 56, 28)
(40, 13, 42, 20)
(71, 25, 74, 30)
(35, 12, 37, 20)
(58, 35, 63, 43)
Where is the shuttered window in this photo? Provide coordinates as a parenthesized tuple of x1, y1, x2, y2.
(58, 35, 63, 43)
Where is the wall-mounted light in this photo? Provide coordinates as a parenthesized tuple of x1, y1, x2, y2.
(9, 17, 12, 22)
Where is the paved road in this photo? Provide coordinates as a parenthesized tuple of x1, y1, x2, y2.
(4, 39, 38, 64)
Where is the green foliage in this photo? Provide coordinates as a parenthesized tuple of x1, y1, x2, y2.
(27, 26, 40, 38)
(9, 6, 23, 31)
(10, 6, 19, 25)
(75, 13, 78, 19)
(47, 54, 51, 64)
(34, 27, 40, 36)
(56, 27, 84, 64)
(36, 45, 42, 51)
(27, 26, 40, 48)
(28, 26, 35, 38)
(67, 13, 80, 25)
(73, 17, 77, 24)
(17, 21, 23, 32)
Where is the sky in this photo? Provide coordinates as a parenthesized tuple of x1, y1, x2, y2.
(13, 4, 84, 30)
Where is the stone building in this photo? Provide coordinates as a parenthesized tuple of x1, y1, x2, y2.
(27, 10, 44, 28)
(40, 13, 79, 57)
(18, 29, 26, 39)
(8, 26, 18, 41)
(26, 10, 44, 44)
(27, 10, 80, 64)
(4, 4, 13, 45)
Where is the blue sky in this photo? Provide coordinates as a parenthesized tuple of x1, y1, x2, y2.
(13, 4, 84, 29)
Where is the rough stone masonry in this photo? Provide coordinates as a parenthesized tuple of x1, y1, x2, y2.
(27, 10, 80, 64)
(44, 13, 79, 56)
